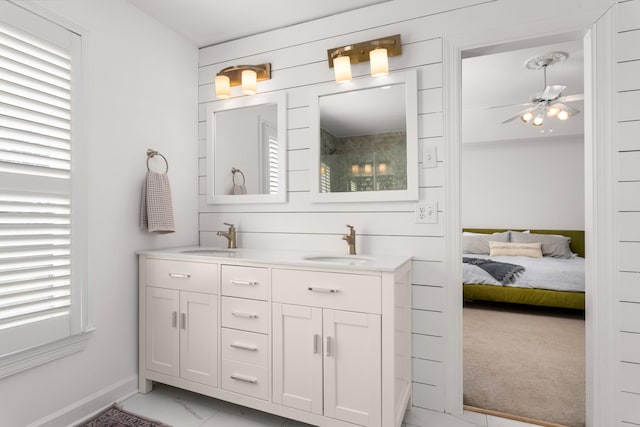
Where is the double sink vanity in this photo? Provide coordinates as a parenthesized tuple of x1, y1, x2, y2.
(140, 62, 419, 427)
(137, 246, 412, 427)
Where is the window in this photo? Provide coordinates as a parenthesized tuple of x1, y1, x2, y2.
(0, 1, 88, 374)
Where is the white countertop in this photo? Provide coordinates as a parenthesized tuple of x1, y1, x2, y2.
(137, 246, 412, 272)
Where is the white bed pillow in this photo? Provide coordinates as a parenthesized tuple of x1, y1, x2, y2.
(462, 231, 509, 254)
(510, 231, 574, 258)
(489, 241, 543, 258)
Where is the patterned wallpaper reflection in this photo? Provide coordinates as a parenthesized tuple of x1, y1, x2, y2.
(320, 129, 407, 193)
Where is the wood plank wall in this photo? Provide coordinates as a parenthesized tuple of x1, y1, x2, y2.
(197, 2, 475, 411)
(197, 0, 617, 414)
(616, 0, 640, 424)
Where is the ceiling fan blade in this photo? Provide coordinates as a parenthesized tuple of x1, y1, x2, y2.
(558, 93, 584, 103)
(541, 85, 566, 100)
(501, 106, 536, 124)
(554, 102, 581, 115)
(485, 102, 534, 110)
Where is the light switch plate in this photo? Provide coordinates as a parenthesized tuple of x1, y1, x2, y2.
(415, 202, 438, 224)
(423, 145, 437, 168)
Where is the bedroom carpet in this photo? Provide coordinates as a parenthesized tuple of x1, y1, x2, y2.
(463, 302, 585, 427)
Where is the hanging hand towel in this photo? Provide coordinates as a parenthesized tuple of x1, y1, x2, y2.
(233, 183, 247, 194)
(231, 167, 247, 195)
(139, 170, 175, 233)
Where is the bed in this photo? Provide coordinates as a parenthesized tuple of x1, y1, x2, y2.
(462, 229, 585, 310)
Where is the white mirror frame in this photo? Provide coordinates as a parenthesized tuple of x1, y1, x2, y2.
(205, 92, 287, 204)
(309, 70, 418, 203)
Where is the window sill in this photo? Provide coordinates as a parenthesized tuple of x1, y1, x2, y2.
(0, 328, 95, 379)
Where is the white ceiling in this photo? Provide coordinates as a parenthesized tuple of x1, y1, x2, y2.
(126, 0, 391, 47)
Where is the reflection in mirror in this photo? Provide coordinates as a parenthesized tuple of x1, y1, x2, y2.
(319, 84, 407, 193)
(310, 71, 418, 202)
(206, 92, 287, 204)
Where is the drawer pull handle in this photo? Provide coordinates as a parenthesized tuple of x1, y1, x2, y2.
(230, 373, 257, 384)
(230, 280, 258, 286)
(230, 342, 258, 351)
(231, 311, 258, 319)
(171, 311, 178, 328)
(307, 286, 339, 293)
(169, 273, 191, 279)
(326, 336, 332, 357)
(180, 313, 186, 330)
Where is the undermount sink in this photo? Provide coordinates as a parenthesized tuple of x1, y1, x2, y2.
(180, 249, 235, 256)
(302, 255, 371, 265)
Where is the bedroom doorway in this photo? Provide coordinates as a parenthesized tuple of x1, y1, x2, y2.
(460, 34, 587, 427)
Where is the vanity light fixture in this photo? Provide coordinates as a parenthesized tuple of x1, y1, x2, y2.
(214, 63, 271, 99)
(327, 34, 402, 83)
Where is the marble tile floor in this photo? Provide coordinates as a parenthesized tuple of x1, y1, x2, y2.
(118, 383, 541, 427)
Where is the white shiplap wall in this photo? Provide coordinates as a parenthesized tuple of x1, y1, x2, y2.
(616, 0, 640, 425)
(197, 0, 617, 414)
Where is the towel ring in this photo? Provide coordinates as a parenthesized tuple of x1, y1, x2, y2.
(231, 167, 245, 185)
(146, 149, 169, 173)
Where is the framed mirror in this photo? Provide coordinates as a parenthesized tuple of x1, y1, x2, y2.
(206, 92, 287, 204)
(309, 70, 418, 202)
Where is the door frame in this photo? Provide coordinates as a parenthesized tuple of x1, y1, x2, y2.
(443, 9, 617, 425)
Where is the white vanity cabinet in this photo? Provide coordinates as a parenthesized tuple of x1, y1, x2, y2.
(272, 269, 383, 427)
(138, 249, 412, 427)
(141, 259, 219, 390)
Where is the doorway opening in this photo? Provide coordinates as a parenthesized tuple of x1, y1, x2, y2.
(460, 33, 587, 427)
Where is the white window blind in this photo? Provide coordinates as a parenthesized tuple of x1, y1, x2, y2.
(0, 5, 80, 357)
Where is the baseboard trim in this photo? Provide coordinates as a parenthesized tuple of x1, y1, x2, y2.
(27, 375, 138, 427)
(464, 405, 569, 427)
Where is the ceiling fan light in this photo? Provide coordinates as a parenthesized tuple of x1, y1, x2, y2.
(532, 115, 544, 126)
(521, 112, 534, 123)
(557, 110, 570, 120)
(547, 104, 560, 117)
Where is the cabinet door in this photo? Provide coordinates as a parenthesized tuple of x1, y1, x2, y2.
(180, 291, 218, 387)
(146, 287, 179, 377)
(272, 303, 323, 415)
(324, 310, 381, 427)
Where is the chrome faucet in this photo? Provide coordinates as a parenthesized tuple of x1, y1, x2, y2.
(342, 224, 357, 255)
(217, 222, 237, 249)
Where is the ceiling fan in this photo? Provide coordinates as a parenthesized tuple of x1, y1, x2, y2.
(495, 51, 584, 126)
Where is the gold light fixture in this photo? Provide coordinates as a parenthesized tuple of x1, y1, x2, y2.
(327, 34, 402, 83)
(215, 64, 271, 99)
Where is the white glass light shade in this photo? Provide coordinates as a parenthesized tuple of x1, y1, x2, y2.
(521, 111, 534, 123)
(215, 75, 231, 99)
(370, 48, 389, 76)
(351, 164, 359, 175)
(547, 104, 560, 117)
(242, 69, 257, 95)
(532, 114, 544, 126)
(378, 162, 388, 174)
(363, 163, 372, 174)
(333, 56, 352, 83)
(557, 110, 570, 120)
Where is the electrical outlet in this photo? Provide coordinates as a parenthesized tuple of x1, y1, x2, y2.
(415, 202, 438, 224)
(423, 145, 437, 168)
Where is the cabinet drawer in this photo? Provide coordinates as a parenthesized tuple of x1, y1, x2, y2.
(221, 359, 269, 401)
(221, 296, 269, 333)
(221, 328, 268, 367)
(221, 265, 269, 300)
(272, 269, 381, 314)
(146, 258, 218, 294)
